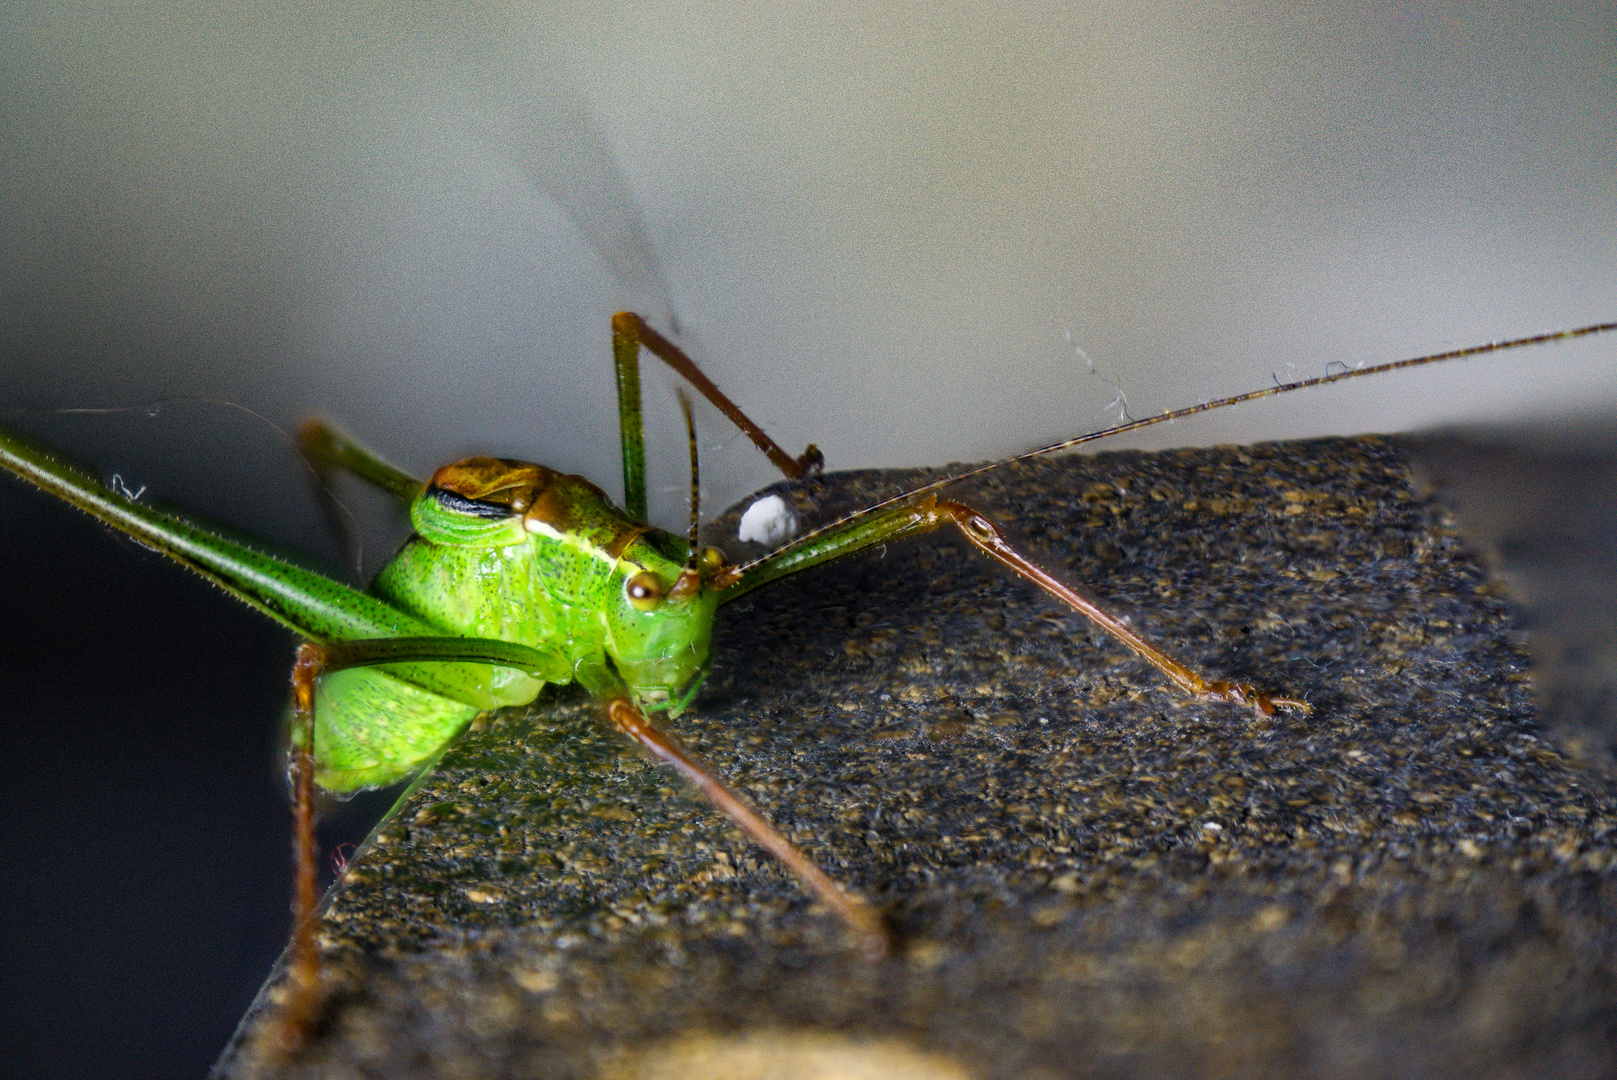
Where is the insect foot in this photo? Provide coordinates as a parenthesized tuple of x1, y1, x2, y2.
(1193, 677, 1312, 717)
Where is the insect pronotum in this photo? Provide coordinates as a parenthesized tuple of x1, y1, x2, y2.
(1, 316, 1611, 1054)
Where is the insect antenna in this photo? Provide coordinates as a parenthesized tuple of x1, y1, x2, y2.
(724, 320, 1617, 583)
(669, 389, 708, 600)
(678, 389, 701, 559)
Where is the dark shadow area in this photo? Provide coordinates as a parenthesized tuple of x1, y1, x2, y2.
(1406, 416, 1617, 776)
(0, 476, 400, 1080)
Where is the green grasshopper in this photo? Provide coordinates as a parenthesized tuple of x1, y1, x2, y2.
(1, 314, 1611, 1049)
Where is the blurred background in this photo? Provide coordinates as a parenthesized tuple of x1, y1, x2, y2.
(0, 3, 1612, 1076)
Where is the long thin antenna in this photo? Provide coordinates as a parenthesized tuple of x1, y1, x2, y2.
(678, 388, 701, 561)
(730, 321, 1617, 580)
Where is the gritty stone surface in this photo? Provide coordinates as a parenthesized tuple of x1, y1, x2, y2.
(217, 436, 1617, 1080)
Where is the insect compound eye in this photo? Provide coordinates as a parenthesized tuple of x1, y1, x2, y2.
(697, 546, 726, 572)
(625, 570, 666, 612)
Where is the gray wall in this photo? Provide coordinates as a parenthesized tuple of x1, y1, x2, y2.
(6, 3, 1613, 540)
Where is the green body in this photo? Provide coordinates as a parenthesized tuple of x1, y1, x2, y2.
(313, 458, 720, 790)
(0, 428, 721, 794)
(0, 313, 926, 802)
(0, 313, 983, 812)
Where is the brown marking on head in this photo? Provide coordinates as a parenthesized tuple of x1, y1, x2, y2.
(429, 458, 556, 513)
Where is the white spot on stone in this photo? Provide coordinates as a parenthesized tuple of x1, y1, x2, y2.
(738, 494, 796, 546)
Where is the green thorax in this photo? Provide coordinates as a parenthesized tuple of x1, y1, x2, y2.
(379, 457, 721, 710)
(310, 456, 722, 792)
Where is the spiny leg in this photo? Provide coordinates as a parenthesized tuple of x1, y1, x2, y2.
(279, 642, 328, 1053)
(715, 495, 1309, 716)
(296, 636, 891, 956)
(606, 698, 891, 958)
(279, 637, 889, 1051)
(612, 310, 823, 521)
(274, 634, 568, 1054)
(936, 500, 1310, 715)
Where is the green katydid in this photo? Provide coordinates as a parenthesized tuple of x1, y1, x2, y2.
(1, 315, 1612, 1051)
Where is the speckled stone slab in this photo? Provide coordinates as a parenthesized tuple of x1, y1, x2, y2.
(216, 436, 1617, 1080)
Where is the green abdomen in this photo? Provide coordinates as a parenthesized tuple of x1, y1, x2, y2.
(313, 537, 583, 792)
(313, 667, 480, 791)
